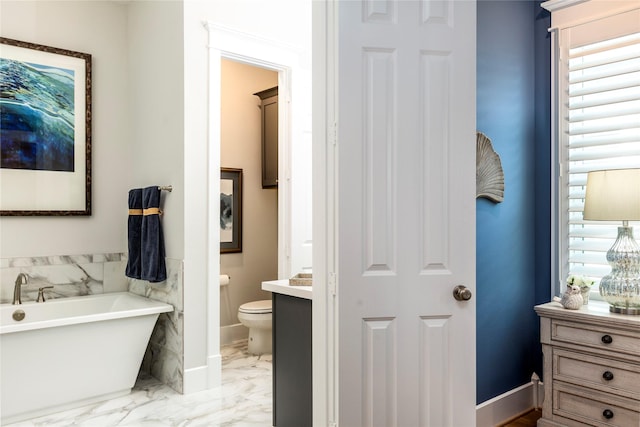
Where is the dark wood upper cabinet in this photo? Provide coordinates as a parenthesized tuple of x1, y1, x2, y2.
(254, 86, 278, 188)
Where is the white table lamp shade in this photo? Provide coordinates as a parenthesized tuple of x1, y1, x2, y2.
(584, 169, 640, 221)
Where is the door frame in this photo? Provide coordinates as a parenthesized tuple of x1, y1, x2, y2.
(311, 1, 335, 425)
(204, 19, 307, 386)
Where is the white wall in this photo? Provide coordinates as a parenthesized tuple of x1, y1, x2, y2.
(127, 0, 185, 259)
(220, 59, 278, 327)
(0, 1, 131, 258)
(182, 1, 213, 390)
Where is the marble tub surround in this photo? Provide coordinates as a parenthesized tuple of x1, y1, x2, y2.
(130, 258, 184, 394)
(128, 257, 183, 309)
(0, 253, 127, 304)
(6, 340, 272, 427)
(141, 310, 184, 393)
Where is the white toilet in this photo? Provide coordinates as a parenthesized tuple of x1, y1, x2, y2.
(237, 299, 272, 355)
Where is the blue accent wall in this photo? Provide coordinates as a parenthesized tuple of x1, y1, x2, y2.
(476, 0, 551, 404)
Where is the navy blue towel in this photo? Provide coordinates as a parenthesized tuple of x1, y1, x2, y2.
(140, 186, 167, 282)
(125, 189, 143, 279)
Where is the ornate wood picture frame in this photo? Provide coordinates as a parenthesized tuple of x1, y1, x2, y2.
(0, 37, 92, 216)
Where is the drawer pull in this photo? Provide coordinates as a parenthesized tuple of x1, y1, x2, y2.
(603, 409, 614, 420)
(601, 334, 613, 344)
(602, 371, 614, 381)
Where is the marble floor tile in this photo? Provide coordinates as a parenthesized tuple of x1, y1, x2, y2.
(6, 341, 272, 427)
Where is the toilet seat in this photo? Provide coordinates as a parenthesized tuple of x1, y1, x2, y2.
(238, 299, 272, 314)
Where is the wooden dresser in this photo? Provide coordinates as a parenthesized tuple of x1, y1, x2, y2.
(535, 301, 640, 427)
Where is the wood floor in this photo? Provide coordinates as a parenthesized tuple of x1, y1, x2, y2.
(500, 409, 542, 427)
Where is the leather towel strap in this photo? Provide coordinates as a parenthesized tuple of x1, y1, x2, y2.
(143, 207, 161, 216)
(128, 208, 162, 216)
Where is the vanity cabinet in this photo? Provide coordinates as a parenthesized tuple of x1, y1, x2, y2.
(262, 280, 312, 427)
(535, 302, 640, 427)
(272, 292, 312, 427)
(254, 86, 278, 188)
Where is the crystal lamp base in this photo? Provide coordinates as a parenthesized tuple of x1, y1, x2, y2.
(599, 225, 640, 316)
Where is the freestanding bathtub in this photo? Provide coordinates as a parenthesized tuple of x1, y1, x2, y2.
(0, 291, 173, 424)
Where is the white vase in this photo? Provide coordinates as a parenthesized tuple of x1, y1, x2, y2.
(580, 287, 590, 305)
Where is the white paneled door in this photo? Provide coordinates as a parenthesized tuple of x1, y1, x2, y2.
(332, 1, 477, 426)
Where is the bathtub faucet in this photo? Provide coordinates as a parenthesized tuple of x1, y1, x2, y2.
(13, 273, 29, 305)
(37, 286, 54, 303)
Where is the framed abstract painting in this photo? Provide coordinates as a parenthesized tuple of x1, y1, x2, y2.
(220, 167, 243, 253)
(0, 37, 92, 216)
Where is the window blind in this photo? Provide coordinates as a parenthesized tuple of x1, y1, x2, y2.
(565, 32, 640, 285)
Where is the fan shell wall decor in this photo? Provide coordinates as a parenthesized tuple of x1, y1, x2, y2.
(476, 132, 504, 203)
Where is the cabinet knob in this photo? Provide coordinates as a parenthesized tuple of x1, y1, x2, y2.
(602, 371, 614, 381)
(601, 334, 613, 344)
(603, 409, 614, 420)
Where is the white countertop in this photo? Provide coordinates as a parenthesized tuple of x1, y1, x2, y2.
(262, 279, 312, 300)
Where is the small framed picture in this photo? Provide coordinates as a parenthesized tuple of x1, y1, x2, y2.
(220, 168, 243, 253)
(0, 37, 92, 215)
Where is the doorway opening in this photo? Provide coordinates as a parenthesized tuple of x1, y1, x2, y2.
(204, 22, 311, 396)
(219, 58, 279, 346)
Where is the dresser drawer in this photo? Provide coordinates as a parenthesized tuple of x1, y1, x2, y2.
(553, 381, 640, 427)
(554, 348, 640, 400)
(551, 319, 640, 358)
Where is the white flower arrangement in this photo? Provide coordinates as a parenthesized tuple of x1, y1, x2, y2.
(566, 274, 596, 289)
(566, 275, 596, 305)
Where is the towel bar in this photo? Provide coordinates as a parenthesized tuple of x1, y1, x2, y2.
(158, 186, 173, 192)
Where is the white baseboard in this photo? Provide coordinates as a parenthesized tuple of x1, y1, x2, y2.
(183, 355, 224, 394)
(220, 323, 248, 346)
(183, 365, 209, 394)
(183, 325, 248, 395)
(207, 354, 222, 388)
(476, 381, 544, 427)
